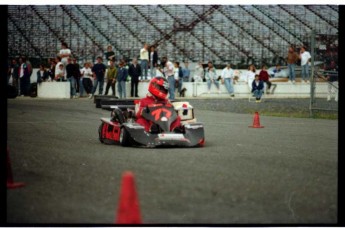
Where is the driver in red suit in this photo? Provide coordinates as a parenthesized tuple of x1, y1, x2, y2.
(135, 77, 181, 132)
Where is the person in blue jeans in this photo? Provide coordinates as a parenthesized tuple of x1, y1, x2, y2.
(251, 74, 264, 102)
(117, 60, 128, 99)
(66, 58, 77, 98)
(174, 61, 184, 95)
(286, 46, 299, 84)
(205, 61, 220, 94)
(140, 43, 149, 80)
(89, 56, 106, 98)
(158, 56, 175, 100)
(299, 46, 311, 83)
(221, 63, 235, 97)
(182, 62, 191, 82)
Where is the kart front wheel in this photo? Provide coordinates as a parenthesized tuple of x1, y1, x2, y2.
(119, 127, 131, 147)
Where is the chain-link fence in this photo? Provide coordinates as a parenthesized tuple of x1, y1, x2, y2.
(308, 32, 338, 118)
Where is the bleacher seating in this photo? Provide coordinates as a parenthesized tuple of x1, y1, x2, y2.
(8, 5, 338, 67)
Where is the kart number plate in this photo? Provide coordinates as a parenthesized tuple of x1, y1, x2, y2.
(158, 133, 184, 140)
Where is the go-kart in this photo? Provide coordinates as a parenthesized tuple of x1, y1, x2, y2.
(98, 100, 205, 147)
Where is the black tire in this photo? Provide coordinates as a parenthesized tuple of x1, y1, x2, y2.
(30, 83, 37, 97)
(111, 108, 126, 124)
(98, 123, 105, 143)
(7, 85, 18, 99)
(119, 127, 131, 147)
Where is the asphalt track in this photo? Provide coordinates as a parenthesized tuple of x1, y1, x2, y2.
(7, 98, 338, 224)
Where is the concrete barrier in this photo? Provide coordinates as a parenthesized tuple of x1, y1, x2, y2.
(90, 81, 328, 99)
(37, 82, 70, 99)
(32, 68, 329, 99)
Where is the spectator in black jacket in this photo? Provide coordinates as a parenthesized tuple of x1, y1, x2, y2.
(90, 56, 107, 99)
(128, 58, 141, 97)
(72, 58, 81, 94)
(66, 58, 78, 98)
(251, 74, 264, 102)
(37, 64, 49, 82)
(8, 58, 19, 89)
(18, 57, 31, 96)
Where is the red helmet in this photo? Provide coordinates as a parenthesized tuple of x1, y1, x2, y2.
(148, 76, 169, 100)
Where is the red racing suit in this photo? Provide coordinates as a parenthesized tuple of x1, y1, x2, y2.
(135, 94, 181, 132)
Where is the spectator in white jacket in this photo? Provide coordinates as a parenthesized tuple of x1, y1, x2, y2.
(80, 62, 93, 97)
(205, 61, 220, 94)
(193, 61, 204, 82)
(299, 46, 311, 83)
(245, 64, 256, 90)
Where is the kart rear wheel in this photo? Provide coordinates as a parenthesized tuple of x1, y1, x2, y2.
(119, 127, 131, 147)
(98, 123, 105, 143)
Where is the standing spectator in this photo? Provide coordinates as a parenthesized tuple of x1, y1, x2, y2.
(286, 46, 299, 84)
(8, 58, 19, 90)
(105, 45, 115, 65)
(182, 62, 191, 82)
(18, 57, 31, 96)
(80, 62, 93, 97)
(158, 56, 175, 100)
(205, 61, 220, 94)
(89, 56, 106, 98)
(193, 61, 204, 82)
(251, 74, 264, 102)
(65, 58, 78, 98)
(128, 58, 141, 97)
(174, 62, 184, 95)
(117, 60, 128, 99)
(37, 64, 49, 82)
(149, 46, 158, 78)
(72, 58, 81, 95)
(245, 64, 256, 90)
(299, 46, 311, 83)
(21, 56, 33, 79)
(104, 59, 117, 96)
(221, 63, 235, 97)
(140, 43, 149, 80)
(59, 42, 71, 66)
(259, 65, 276, 94)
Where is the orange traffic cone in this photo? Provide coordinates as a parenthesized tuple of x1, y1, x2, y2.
(115, 171, 142, 224)
(7, 148, 25, 189)
(249, 112, 264, 128)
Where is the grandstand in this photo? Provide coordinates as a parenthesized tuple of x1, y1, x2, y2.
(7, 5, 338, 68)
